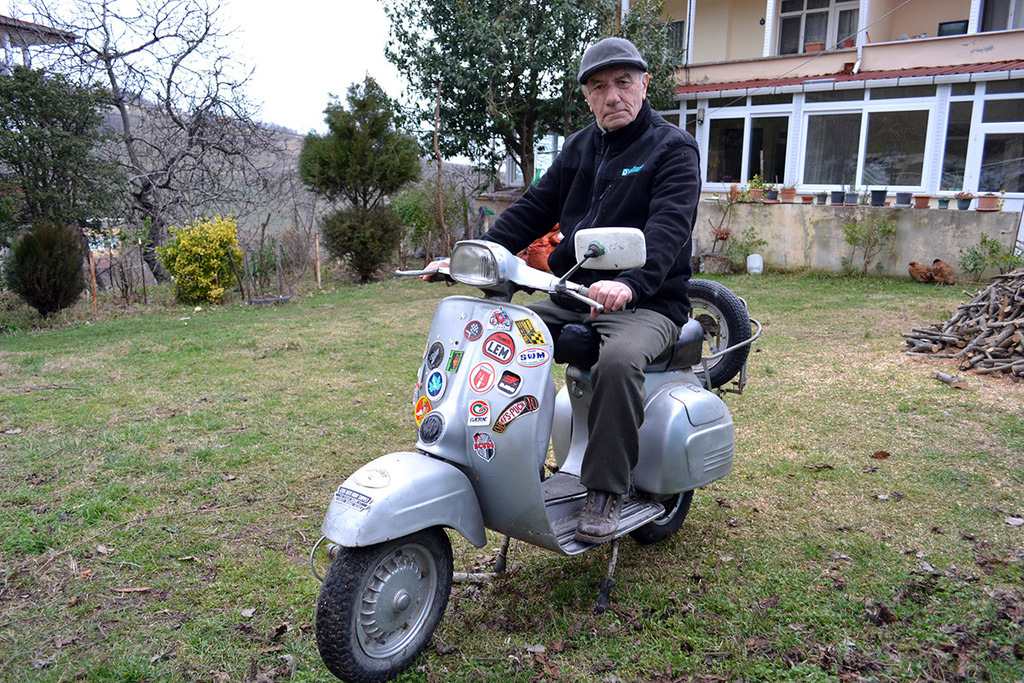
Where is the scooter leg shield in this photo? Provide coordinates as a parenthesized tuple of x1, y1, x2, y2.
(321, 451, 487, 548)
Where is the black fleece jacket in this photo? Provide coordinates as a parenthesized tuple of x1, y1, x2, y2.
(483, 99, 701, 325)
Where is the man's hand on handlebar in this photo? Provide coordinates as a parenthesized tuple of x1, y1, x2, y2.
(419, 258, 455, 285)
(586, 280, 632, 319)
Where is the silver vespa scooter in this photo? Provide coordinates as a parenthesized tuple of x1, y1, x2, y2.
(311, 228, 760, 683)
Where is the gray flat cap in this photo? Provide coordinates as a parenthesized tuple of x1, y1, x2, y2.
(577, 37, 648, 84)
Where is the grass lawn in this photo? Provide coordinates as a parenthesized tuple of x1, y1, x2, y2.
(1, 272, 1022, 682)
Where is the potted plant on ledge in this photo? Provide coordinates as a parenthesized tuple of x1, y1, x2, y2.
(746, 174, 766, 202)
(976, 192, 1001, 211)
(955, 191, 973, 210)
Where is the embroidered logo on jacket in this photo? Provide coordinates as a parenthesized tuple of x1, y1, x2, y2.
(621, 164, 644, 177)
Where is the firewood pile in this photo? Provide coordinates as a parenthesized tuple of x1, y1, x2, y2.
(904, 270, 1024, 380)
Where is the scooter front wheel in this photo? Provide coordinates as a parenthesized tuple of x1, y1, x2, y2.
(315, 527, 453, 683)
(629, 490, 694, 544)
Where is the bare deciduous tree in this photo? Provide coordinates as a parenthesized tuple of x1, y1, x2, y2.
(19, 0, 282, 278)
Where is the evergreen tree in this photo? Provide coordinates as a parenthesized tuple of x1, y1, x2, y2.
(299, 77, 420, 281)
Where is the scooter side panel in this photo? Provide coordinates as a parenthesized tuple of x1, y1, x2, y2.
(321, 451, 487, 548)
(634, 381, 735, 494)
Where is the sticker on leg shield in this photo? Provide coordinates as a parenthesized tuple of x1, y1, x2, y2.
(468, 400, 490, 426)
(483, 332, 515, 364)
(469, 362, 496, 393)
(493, 395, 540, 434)
(463, 320, 483, 341)
(472, 432, 496, 461)
(426, 370, 446, 398)
(426, 341, 445, 369)
(489, 307, 512, 331)
(446, 350, 464, 372)
(415, 396, 432, 425)
(514, 318, 547, 345)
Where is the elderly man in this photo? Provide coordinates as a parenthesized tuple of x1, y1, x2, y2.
(435, 37, 701, 543)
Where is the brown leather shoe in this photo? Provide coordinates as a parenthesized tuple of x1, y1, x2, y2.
(575, 489, 622, 544)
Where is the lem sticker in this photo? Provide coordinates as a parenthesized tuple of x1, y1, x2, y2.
(483, 332, 515, 365)
(492, 395, 540, 434)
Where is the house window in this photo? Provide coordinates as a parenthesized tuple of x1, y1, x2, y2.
(981, 134, 1024, 192)
(980, 0, 1024, 31)
(942, 102, 973, 191)
(669, 20, 686, 52)
(778, 0, 859, 54)
(803, 113, 861, 184)
(863, 110, 928, 186)
(707, 118, 744, 182)
(748, 117, 788, 184)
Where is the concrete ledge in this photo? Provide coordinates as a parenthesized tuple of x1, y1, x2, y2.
(694, 201, 1022, 277)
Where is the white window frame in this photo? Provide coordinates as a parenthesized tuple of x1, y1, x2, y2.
(778, 0, 860, 54)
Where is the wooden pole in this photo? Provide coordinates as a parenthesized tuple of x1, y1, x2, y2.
(89, 251, 98, 315)
(314, 232, 322, 289)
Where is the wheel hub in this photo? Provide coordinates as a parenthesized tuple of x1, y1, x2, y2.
(357, 547, 437, 658)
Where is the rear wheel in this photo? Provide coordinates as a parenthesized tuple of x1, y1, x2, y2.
(315, 527, 453, 682)
(629, 491, 694, 544)
(688, 279, 751, 389)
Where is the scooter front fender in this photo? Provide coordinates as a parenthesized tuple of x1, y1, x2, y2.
(321, 451, 486, 548)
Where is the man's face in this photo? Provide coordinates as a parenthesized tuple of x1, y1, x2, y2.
(583, 67, 650, 132)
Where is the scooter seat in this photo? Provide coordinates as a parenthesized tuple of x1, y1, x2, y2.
(553, 317, 704, 373)
(646, 317, 704, 372)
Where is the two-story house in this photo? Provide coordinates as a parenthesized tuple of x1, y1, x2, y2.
(655, 0, 1022, 213)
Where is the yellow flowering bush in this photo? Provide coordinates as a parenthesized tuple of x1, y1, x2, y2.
(157, 214, 243, 304)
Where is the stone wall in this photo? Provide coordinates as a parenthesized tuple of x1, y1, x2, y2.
(694, 200, 1023, 278)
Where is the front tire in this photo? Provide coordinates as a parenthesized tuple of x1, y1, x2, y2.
(688, 279, 752, 389)
(629, 491, 694, 544)
(315, 527, 453, 683)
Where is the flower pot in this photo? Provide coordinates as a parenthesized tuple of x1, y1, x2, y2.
(765, 189, 779, 201)
(976, 194, 1000, 211)
(815, 193, 827, 205)
(830, 190, 846, 205)
(804, 41, 824, 53)
(845, 192, 859, 205)
(895, 192, 912, 207)
(956, 198, 972, 210)
(729, 183, 740, 201)
(843, 38, 855, 48)
(937, 198, 950, 209)
(748, 188, 763, 201)
(801, 194, 813, 204)
(913, 194, 931, 209)
(780, 188, 797, 202)
(870, 189, 887, 207)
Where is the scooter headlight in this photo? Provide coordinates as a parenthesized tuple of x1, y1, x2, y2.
(450, 240, 505, 287)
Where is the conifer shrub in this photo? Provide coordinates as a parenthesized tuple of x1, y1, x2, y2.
(320, 205, 402, 281)
(3, 222, 86, 317)
(157, 214, 243, 304)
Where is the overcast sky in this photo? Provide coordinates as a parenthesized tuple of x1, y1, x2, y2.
(225, 0, 406, 134)
(5, 0, 405, 135)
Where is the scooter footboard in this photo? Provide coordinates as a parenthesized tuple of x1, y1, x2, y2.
(321, 451, 487, 548)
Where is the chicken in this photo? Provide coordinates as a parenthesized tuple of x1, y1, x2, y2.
(908, 261, 934, 283)
(520, 226, 562, 272)
(931, 259, 955, 285)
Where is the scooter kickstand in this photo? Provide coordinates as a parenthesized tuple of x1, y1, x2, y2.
(493, 535, 511, 574)
(594, 538, 620, 614)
